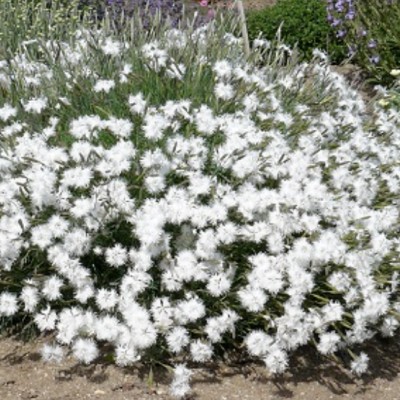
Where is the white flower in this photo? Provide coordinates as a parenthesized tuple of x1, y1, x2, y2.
(321, 301, 344, 324)
(194, 104, 218, 135)
(263, 345, 288, 374)
(42, 276, 63, 301)
(142, 111, 170, 141)
(41, 344, 64, 364)
(101, 38, 122, 56)
(47, 215, 69, 238)
(104, 117, 133, 138)
(96, 288, 118, 311)
(62, 228, 91, 257)
(166, 327, 189, 354)
(380, 316, 399, 337)
(20, 286, 40, 312)
(95, 315, 120, 341)
(105, 244, 128, 268)
(72, 338, 99, 364)
(23, 97, 47, 114)
(115, 343, 140, 366)
(317, 332, 341, 355)
(34, 306, 58, 331)
(128, 93, 147, 115)
(170, 364, 192, 398)
(350, 352, 369, 376)
(328, 271, 352, 292)
(213, 60, 232, 79)
(93, 79, 115, 93)
(61, 167, 93, 189)
(238, 286, 268, 312)
(0, 292, 18, 316)
(31, 225, 53, 250)
(214, 82, 234, 100)
(190, 340, 213, 362)
(174, 296, 206, 324)
(245, 331, 274, 357)
(0, 103, 17, 121)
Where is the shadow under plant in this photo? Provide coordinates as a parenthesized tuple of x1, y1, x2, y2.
(0, 334, 400, 399)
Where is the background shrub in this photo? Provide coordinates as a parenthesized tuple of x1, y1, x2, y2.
(246, 0, 348, 64)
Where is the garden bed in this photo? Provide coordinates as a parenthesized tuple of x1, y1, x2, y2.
(0, 1, 400, 399)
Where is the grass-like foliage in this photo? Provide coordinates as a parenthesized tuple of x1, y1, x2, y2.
(0, 1, 400, 398)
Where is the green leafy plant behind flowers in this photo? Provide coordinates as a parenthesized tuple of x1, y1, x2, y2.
(246, 0, 348, 64)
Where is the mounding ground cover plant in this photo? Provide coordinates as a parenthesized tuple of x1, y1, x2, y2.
(1, 1, 400, 398)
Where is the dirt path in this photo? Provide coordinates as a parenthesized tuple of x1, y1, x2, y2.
(1, 334, 400, 400)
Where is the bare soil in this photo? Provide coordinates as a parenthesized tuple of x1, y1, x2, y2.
(1, 334, 400, 400)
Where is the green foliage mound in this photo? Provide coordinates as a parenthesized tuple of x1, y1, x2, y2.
(246, 0, 348, 64)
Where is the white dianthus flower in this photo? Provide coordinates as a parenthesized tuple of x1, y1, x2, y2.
(174, 296, 206, 325)
(317, 332, 341, 355)
(42, 275, 63, 301)
(95, 315, 120, 342)
(245, 330, 274, 357)
(170, 364, 192, 399)
(95, 288, 118, 311)
(321, 301, 344, 324)
(350, 352, 369, 376)
(166, 326, 190, 354)
(34, 306, 58, 331)
(72, 338, 99, 364)
(62, 228, 91, 256)
(41, 344, 64, 364)
(0, 103, 17, 121)
(128, 92, 147, 115)
(238, 286, 268, 312)
(20, 286, 40, 312)
(263, 345, 288, 374)
(214, 82, 234, 100)
(105, 244, 128, 268)
(115, 343, 141, 366)
(101, 37, 122, 56)
(61, 167, 93, 189)
(190, 340, 213, 362)
(0, 292, 18, 316)
(23, 97, 47, 114)
(206, 273, 232, 297)
(328, 271, 352, 292)
(213, 60, 232, 79)
(93, 79, 115, 93)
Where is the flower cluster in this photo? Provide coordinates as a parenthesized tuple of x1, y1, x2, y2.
(0, 19, 400, 398)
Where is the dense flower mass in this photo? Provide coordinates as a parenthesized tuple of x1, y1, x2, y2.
(0, 14, 400, 398)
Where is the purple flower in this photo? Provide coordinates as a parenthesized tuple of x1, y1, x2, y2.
(336, 29, 347, 38)
(369, 55, 380, 64)
(345, 9, 355, 19)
